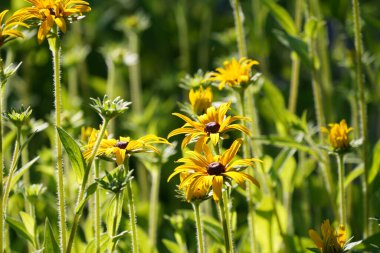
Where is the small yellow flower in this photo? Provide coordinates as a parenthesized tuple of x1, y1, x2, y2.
(178, 172, 209, 201)
(84, 134, 170, 165)
(309, 220, 346, 253)
(82, 127, 109, 156)
(14, 0, 91, 43)
(189, 86, 212, 115)
(204, 57, 259, 90)
(0, 10, 26, 47)
(321, 120, 353, 151)
(80, 126, 93, 143)
(168, 101, 250, 150)
(168, 139, 260, 202)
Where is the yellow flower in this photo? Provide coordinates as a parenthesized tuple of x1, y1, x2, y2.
(80, 126, 93, 143)
(82, 127, 109, 157)
(321, 120, 353, 151)
(204, 57, 259, 90)
(178, 172, 209, 201)
(0, 10, 26, 47)
(189, 86, 212, 115)
(309, 220, 346, 253)
(168, 101, 250, 151)
(168, 139, 260, 202)
(14, 0, 91, 43)
(84, 134, 170, 165)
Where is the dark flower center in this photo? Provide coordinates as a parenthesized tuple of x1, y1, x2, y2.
(204, 122, 220, 134)
(207, 162, 225, 175)
(115, 141, 128, 149)
(49, 8, 56, 15)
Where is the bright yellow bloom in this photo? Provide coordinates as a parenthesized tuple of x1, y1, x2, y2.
(14, 0, 91, 43)
(82, 127, 109, 157)
(80, 126, 93, 143)
(179, 172, 209, 201)
(168, 101, 250, 151)
(204, 57, 259, 89)
(168, 139, 260, 202)
(189, 86, 212, 115)
(0, 10, 26, 47)
(321, 120, 353, 151)
(83, 134, 170, 165)
(309, 220, 346, 253)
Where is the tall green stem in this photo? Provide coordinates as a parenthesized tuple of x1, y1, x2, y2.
(351, 0, 369, 237)
(175, 0, 190, 72)
(192, 202, 205, 253)
(124, 158, 139, 253)
(217, 196, 232, 253)
(231, 0, 247, 57)
(48, 31, 67, 253)
(94, 159, 101, 253)
(148, 168, 160, 248)
(0, 61, 4, 253)
(238, 89, 257, 252)
(66, 119, 110, 253)
(337, 154, 346, 226)
(288, 0, 302, 113)
(110, 192, 123, 252)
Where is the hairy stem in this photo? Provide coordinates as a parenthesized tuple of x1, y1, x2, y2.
(337, 154, 346, 226)
(351, 0, 369, 237)
(192, 202, 205, 253)
(231, 0, 247, 57)
(0, 61, 4, 253)
(94, 159, 101, 253)
(217, 196, 232, 253)
(148, 168, 160, 248)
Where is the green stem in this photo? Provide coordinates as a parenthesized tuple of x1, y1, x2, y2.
(0, 62, 4, 253)
(231, 0, 247, 57)
(192, 202, 205, 253)
(351, 0, 369, 237)
(48, 31, 67, 253)
(217, 196, 232, 253)
(337, 154, 346, 226)
(148, 169, 160, 248)
(124, 159, 139, 253)
(94, 159, 101, 253)
(2, 127, 22, 213)
(66, 119, 110, 253)
(223, 190, 234, 252)
(175, 0, 190, 72)
(238, 89, 257, 253)
(110, 192, 122, 252)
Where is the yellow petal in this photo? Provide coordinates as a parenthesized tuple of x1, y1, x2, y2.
(212, 176, 223, 202)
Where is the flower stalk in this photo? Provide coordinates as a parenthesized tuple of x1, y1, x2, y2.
(0, 60, 4, 253)
(192, 202, 205, 253)
(351, 0, 369, 237)
(337, 153, 346, 226)
(110, 192, 123, 252)
(230, 0, 247, 58)
(48, 26, 67, 253)
(94, 159, 101, 253)
(218, 194, 233, 253)
(148, 168, 160, 248)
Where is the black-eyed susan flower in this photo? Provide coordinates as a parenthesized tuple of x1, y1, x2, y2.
(168, 139, 260, 202)
(189, 86, 213, 115)
(177, 172, 210, 202)
(84, 134, 170, 165)
(308, 220, 346, 253)
(14, 0, 91, 43)
(204, 57, 259, 90)
(321, 120, 353, 152)
(0, 10, 26, 47)
(168, 101, 250, 151)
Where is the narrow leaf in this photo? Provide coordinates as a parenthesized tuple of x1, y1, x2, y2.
(344, 165, 364, 189)
(6, 216, 35, 245)
(85, 233, 110, 253)
(57, 127, 86, 184)
(75, 182, 98, 214)
(261, 0, 297, 35)
(369, 140, 380, 184)
(43, 218, 60, 253)
(8, 156, 39, 190)
(19, 211, 35, 239)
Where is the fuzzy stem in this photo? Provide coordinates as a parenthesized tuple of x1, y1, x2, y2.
(94, 159, 101, 253)
(337, 154, 346, 226)
(192, 202, 205, 253)
(223, 190, 234, 252)
(217, 197, 232, 253)
(124, 158, 139, 253)
(175, 0, 190, 72)
(0, 61, 4, 253)
(231, 0, 247, 57)
(66, 118, 110, 253)
(110, 192, 123, 252)
(238, 89, 257, 253)
(351, 0, 369, 237)
(148, 168, 160, 248)
(48, 31, 67, 253)
(2, 126, 22, 213)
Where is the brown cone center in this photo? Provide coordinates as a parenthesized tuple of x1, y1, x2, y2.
(115, 141, 128, 149)
(207, 162, 225, 175)
(204, 122, 220, 134)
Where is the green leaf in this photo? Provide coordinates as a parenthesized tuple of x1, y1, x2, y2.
(85, 233, 110, 253)
(344, 164, 364, 189)
(6, 216, 35, 245)
(261, 0, 297, 35)
(162, 239, 186, 253)
(19, 211, 35, 240)
(369, 140, 380, 184)
(7, 156, 39, 190)
(57, 127, 86, 184)
(273, 30, 312, 68)
(43, 218, 60, 253)
(307, 248, 320, 253)
(75, 182, 98, 214)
